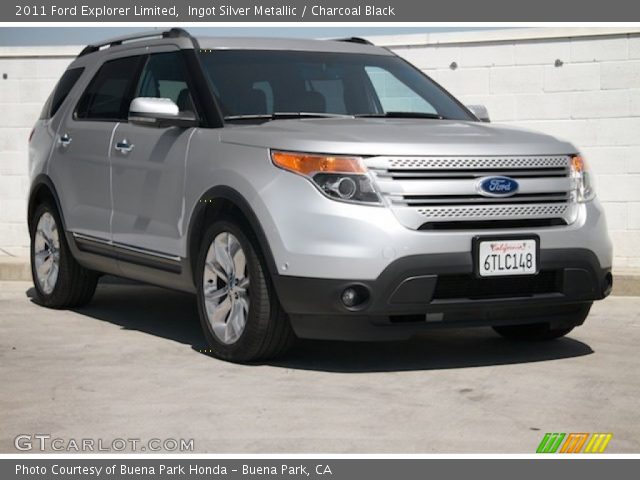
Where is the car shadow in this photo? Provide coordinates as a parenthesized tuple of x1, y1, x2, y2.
(26, 279, 204, 347)
(26, 282, 594, 373)
(267, 334, 593, 373)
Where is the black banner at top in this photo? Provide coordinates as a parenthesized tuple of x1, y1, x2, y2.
(5, 0, 640, 22)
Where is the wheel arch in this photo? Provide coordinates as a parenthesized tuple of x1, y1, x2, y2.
(187, 185, 278, 283)
(27, 175, 66, 235)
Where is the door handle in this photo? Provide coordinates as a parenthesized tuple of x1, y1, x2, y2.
(115, 139, 134, 154)
(58, 133, 72, 147)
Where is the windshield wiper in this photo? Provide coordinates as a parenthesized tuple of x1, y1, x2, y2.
(356, 111, 446, 120)
(224, 112, 355, 121)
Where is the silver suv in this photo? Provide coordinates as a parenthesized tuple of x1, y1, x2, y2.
(28, 29, 613, 362)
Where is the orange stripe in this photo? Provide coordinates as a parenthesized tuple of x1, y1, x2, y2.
(573, 433, 589, 453)
(560, 434, 577, 453)
(561, 433, 589, 453)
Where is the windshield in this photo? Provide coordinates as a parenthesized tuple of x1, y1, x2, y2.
(198, 50, 475, 121)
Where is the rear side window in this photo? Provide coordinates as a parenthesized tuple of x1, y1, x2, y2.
(75, 56, 142, 121)
(39, 67, 84, 119)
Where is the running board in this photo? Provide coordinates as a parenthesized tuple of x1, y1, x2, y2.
(71, 233, 182, 274)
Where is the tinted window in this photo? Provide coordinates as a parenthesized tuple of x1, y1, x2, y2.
(39, 93, 53, 120)
(199, 50, 473, 120)
(76, 56, 142, 121)
(40, 67, 85, 119)
(365, 66, 437, 114)
(307, 77, 346, 113)
(136, 52, 194, 113)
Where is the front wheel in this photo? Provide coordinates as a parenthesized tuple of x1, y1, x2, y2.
(195, 219, 294, 362)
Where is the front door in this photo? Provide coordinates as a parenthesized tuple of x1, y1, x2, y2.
(110, 51, 198, 258)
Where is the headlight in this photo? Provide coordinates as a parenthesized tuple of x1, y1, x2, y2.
(570, 154, 596, 202)
(271, 151, 381, 205)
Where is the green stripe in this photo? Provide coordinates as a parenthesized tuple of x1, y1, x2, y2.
(548, 433, 566, 453)
(536, 433, 566, 453)
(536, 433, 552, 453)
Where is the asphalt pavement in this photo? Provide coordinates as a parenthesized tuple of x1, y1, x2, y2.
(1, 280, 638, 453)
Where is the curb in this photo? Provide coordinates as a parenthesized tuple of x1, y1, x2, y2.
(612, 270, 640, 297)
(0, 257, 31, 282)
(1, 257, 639, 296)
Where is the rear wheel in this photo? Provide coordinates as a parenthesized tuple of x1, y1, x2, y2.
(492, 303, 592, 341)
(30, 202, 98, 308)
(196, 218, 294, 362)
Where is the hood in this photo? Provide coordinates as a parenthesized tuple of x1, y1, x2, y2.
(219, 118, 577, 157)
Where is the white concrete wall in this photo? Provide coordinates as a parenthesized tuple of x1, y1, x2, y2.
(373, 27, 640, 269)
(0, 46, 79, 256)
(0, 28, 639, 269)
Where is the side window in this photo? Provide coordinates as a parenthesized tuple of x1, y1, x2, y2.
(135, 52, 194, 113)
(365, 66, 437, 114)
(75, 56, 142, 121)
(40, 67, 84, 119)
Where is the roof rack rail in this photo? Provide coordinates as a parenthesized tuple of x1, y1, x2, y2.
(333, 37, 374, 46)
(77, 28, 194, 57)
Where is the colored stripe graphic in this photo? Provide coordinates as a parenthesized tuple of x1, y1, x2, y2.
(584, 433, 613, 453)
(537, 433, 566, 453)
(560, 433, 589, 453)
(537, 433, 613, 453)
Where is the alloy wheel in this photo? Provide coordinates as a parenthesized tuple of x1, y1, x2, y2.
(202, 232, 250, 344)
(33, 212, 61, 295)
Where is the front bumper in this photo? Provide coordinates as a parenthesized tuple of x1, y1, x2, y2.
(259, 173, 613, 340)
(272, 248, 612, 341)
(257, 170, 613, 280)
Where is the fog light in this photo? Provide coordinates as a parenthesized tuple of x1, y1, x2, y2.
(340, 285, 370, 309)
(341, 288, 358, 307)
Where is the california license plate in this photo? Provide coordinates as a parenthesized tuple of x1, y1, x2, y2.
(477, 238, 538, 277)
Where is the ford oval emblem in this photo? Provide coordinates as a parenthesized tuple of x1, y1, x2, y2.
(477, 176, 519, 197)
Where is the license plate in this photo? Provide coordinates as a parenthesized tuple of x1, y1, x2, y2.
(477, 238, 538, 277)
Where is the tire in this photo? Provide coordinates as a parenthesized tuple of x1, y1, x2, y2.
(195, 218, 295, 362)
(30, 202, 98, 308)
(492, 303, 592, 341)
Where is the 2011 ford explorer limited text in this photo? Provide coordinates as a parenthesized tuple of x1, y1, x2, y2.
(28, 29, 613, 362)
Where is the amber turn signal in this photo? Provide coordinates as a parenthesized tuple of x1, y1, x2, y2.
(271, 151, 367, 175)
(571, 155, 585, 173)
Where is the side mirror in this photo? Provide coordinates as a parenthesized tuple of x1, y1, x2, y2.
(466, 104, 490, 123)
(128, 97, 198, 128)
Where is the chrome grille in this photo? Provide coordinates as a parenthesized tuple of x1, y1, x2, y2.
(416, 204, 570, 220)
(378, 155, 570, 170)
(366, 155, 577, 230)
(391, 192, 571, 206)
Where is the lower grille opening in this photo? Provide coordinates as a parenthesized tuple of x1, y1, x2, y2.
(419, 218, 567, 230)
(389, 314, 425, 324)
(433, 270, 561, 300)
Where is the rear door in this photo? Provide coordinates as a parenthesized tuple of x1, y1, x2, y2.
(110, 50, 199, 259)
(50, 55, 143, 241)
